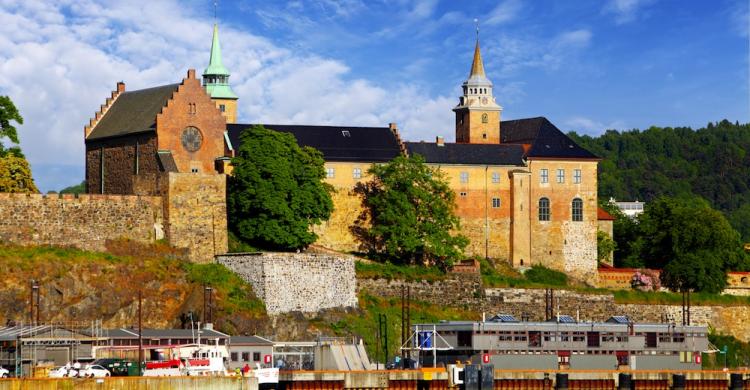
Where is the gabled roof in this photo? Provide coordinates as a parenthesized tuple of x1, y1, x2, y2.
(103, 328, 229, 339)
(405, 142, 525, 166)
(598, 207, 616, 221)
(226, 124, 403, 162)
(501, 117, 598, 160)
(230, 335, 274, 345)
(86, 84, 179, 140)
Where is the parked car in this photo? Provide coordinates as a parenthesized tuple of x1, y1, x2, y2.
(79, 365, 110, 378)
(0, 367, 9, 378)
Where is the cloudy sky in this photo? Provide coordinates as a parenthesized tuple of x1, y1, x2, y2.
(0, 0, 748, 192)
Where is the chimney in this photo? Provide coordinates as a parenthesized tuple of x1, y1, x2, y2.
(187, 69, 196, 79)
(436, 136, 445, 147)
(116, 81, 125, 93)
(389, 122, 397, 131)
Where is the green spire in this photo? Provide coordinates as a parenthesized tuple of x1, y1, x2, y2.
(203, 24, 238, 99)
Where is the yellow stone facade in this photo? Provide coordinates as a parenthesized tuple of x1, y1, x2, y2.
(212, 98, 237, 124)
(455, 110, 501, 144)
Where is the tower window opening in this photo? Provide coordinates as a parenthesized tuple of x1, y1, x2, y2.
(539, 197, 551, 221)
(572, 198, 583, 221)
(482, 113, 488, 123)
(219, 104, 226, 112)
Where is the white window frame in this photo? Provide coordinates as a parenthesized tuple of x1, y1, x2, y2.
(326, 167, 335, 178)
(540, 169, 549, 184)
(460, 172, 469, 183)
(491, 172, 500, 183)
(556, 169, 565, 183)
(573, 169, 581, 184)
(353, 167, 362, 179)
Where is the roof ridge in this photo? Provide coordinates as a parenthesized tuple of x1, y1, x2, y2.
(122, 83, 180, 95)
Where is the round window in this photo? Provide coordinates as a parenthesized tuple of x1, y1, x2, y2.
(181, 126, 203, 152)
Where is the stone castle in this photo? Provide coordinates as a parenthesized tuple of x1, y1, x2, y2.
(5, 24, 608, 278)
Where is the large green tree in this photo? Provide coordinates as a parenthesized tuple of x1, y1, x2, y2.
(227, 125, 333, 250)
(635, 197, 747, 293)
(354, 155, 468, 268)
(0, 96, 25, 158)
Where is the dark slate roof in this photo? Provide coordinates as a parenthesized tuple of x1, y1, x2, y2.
(500, 117, 598, 159)
(227, 124, 402, 162)
(157, 151, 178, 172)
(405, 142, 525, 166)
(86, 84, 179, 140)
(230, 336, 274, 345)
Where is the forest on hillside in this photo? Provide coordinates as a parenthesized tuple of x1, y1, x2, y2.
(569, 119, 750, 241)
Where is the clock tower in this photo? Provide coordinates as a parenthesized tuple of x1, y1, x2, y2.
(453, 38, 502, 144)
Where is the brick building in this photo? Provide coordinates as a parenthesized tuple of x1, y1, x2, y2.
(83, 25, 604, 280)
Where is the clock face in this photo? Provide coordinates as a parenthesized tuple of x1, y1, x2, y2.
(181, 126, 203, 152)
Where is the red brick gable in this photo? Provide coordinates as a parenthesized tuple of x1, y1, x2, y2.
(156, 69, 227, 174)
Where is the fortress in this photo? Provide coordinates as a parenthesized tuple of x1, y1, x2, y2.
(6, 25, 607, 279)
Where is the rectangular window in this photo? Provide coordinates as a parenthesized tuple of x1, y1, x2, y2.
(492, 197, 501, 208)
(253, 352, 261, 362)
(491, 172, 500, 183)
(242, 352, 250, 362)
(353, 167, 362, 179)
(326, 167, 335, 178)
(460, 172, 469, 183)
(556, 169, 565, 183)
(573, 169, 581, 184)
(459, 192, 467, 197)
(231, 352, 238, 362)
(540, 169, 549, 183)
(219, 104, 226, 112)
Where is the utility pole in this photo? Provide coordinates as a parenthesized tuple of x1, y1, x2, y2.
(138, 290, 143, 376)
(401, 285, 405, 365)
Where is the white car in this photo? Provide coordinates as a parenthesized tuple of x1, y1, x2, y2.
(79, 365, 110, 378)
(0, 367, 9, 378)
(48, 366, 75, 378)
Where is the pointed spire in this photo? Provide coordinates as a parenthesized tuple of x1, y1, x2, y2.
(469, 39, 486, 78)
(203, 23, 238, 100)
(204, 24, 229, 77)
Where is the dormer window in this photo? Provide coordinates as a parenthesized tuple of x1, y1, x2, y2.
(341, 130, 351, 137)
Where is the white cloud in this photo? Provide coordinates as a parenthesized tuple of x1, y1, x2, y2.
(728, 0, 749, 38)
(0, 0, 456, 191)
(603, 0, 654, 25)
(485, 0, 523, 26)
(487, 29, 592, 74)
(564, 116, 626, 135)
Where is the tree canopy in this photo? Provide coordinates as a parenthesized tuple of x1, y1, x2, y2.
(626, 197, 747, 293)
(354, 155, 468, 268)
(0, 96, 25, 158)
(0, 154, 38, 193)
(227, 125, 333, 250)
(569, 120, 750, 241)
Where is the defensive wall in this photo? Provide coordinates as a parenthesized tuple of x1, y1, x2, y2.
(0, 173, 227, 263)
(217, 252, 358, 315)
(357, 276, 750, 342)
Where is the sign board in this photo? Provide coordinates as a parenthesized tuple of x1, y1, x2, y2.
(482, 354, 490, 364)
(254, 367, 279, 384)
(695, 353, 702, 364)
(263, 355, 272, 364)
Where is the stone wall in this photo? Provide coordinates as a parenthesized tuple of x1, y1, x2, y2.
(357, 276, 750, 342)
(163, 173, 228, 264)
(217, 252, 358, 315)
(0, 193, 163, 251)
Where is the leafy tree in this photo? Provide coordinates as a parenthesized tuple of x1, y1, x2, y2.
(635, 197, 747, 293)
(227, 125, 333, 250)
(596, 230, 616, 264)
(0, 154, 38, 193)
(59, 180, 86, 194)
(598, 200, 640, 267)
(0, 96, 25, 157)
(354, 155, 468, 268)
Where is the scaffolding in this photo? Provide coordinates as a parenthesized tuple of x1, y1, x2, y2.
(399, 325, 453, 368)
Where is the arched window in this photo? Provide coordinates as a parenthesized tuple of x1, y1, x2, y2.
(538, 198, 550, 221)
(572, 198, 583, 221)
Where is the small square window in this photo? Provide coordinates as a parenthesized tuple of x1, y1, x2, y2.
(491, 172, 500, 183)
(492, 197, 501, 208)
(460, 192, 467, 197)
(242, 352, 250, 362)
(231, 352, 238, 362)
(353, 167, 362, 179)
(191, 168, 199, 173)
(556, 169, 565, 183)
(460, 172, 469, 183)
(253, 352, 261, 362)
(219, 104, 226, 112)
(326, 167, 335, 178)
(540, 169, 549, 184)
(574, 169, 581, 184)
(341, 130, 351, 137)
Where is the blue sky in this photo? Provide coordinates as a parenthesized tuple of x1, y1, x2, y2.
(0, 0, 748, 192)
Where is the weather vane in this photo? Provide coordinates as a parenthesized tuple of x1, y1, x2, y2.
(214, 0, 218, 23)
(474, 18, 479, 39)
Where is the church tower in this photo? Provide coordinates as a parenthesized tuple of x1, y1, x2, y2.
(203, 24, 239, 123)
(453, 38, 502, 144)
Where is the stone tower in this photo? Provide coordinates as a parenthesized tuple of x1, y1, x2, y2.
(453, 39, 503, 144)
(203, 24, 239, 123)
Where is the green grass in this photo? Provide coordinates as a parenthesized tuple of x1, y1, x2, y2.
(182, 262, 266, 316)
(613, 289, 750, 306)
(355, 260, 447, 282)
(480, 259, 570, 288)
(524, 264, 568, 286)
(227, 231, 261, 253)
(703, 333, 750, 369)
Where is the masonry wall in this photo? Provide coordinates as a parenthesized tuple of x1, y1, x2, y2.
(217, 252, 358, 315)
(0, 193, 163, 251)
(85, 134, 159, 195)
(164, 173, 228, 263)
